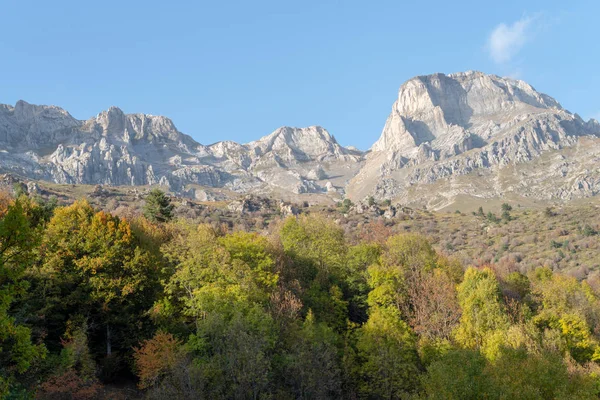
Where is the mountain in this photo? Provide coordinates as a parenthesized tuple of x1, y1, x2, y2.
(346, 71, 600, 208)
(0, 101, 362, 200)
(2, 71, 600, 208)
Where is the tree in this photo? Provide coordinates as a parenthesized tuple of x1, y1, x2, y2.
(485, 347, 599, 399)
(38, 320, 102, 399)
(186, 306, 278, 399)
(279, 215, 349, 328)
(355, 307, 420, 398)
(339, 198, 353, 213)
(530, 269, 600, 363)
(283, 311, 342, 399)
(144, 189, 174, 223)
(381, 234, 437, 276)
(421, 346, 600, 400)
(368, 234, 438, 318)
(454, 267, 510, 359)
(345, 243, 381, 323)
(408, 269, 461, 340)
(420, 349, 491, 400)
(486, 211, 499, 223)
(160, 224, 278, 328)
(0, 197, 46, 396)
(37, 200, 163, 371)
(134, 331, 186, 389)
(280, 215, 347, 278)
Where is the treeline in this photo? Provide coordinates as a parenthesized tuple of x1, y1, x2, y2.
(2, 192, 600, 399)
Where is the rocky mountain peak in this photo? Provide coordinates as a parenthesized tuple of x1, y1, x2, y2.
(348, 71, 600, 206)
(0, 100, 80, 147)
(87, 106, 189, 145)
(3, 70, 600, 209)
(371, 71, 564, 154)
(248, 125, 356, 161)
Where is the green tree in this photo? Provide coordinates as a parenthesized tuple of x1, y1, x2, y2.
(0, 197, 46, 396)
(345, 243, 381, 323)
(355, 307, 420, 398)
(160, 224, 278, 329)
(367, 234, 438, 318)
(488, 347, 599, 399)
(454, 267, 510, 359)
(280, 215, 347, 280)
(36, 200, 163, 369)
(338, 198, 353, 213)
(283, 311, 342, 399)
(279, 215, 350, 329)
(421, 347, 600, 400)
(530, 269, 600, 363)
(144, 188, 175, 223)
(420, 349, 491, 400)
(187, 305, 278, 399)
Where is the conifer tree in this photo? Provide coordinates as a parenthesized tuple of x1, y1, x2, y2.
(143, 189, 174, 223)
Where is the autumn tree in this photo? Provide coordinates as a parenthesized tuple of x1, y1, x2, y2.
(35, 200, 163, 373)
(530, 268, 600, 362)
(133, 331, 186, 390)
(38, 320, 102, 399)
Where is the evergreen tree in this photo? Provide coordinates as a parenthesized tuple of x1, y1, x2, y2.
(143, 189, 174, 223)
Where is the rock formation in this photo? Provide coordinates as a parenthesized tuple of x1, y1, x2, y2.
(0, 102, 362, 198)
(3, 71, 600, 209)
(346, 71, 600, 207)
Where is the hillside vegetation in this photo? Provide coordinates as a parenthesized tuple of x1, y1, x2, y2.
(2, 189, 600, 399)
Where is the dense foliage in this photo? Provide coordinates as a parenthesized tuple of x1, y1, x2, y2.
(1, 193, 600, 399)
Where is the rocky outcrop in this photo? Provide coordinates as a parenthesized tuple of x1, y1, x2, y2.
(0, 103, 364, 198)
(4, 71, 600, 209)
(347, 71, 600, 206)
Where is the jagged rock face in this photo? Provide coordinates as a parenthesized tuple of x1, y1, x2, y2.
(0, 102, 363, 197)
(0, 100, 81, 147)
(4, 70, 600, 208)
(247, 126, 359, 163)
(347, 71, 600, 206)
(372, 71, 564, 156)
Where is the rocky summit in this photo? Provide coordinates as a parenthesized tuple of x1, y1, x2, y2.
(0, 102, 362, 201)
(347, 71, 600, 208)
(2, 71, 600, 208)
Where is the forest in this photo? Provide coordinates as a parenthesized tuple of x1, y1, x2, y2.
(2, 189, 600, 399)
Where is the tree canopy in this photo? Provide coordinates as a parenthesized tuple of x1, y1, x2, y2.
(1, 192, 599, 399)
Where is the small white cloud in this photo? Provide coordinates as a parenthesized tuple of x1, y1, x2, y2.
(487, 16, 534, 64)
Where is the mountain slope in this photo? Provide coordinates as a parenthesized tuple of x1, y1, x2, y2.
(3, 71, 600, 208)
(346, 71, 600, 207)
(0, 103, 363, 200)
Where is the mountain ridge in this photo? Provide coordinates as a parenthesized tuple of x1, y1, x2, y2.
(3, 70, 600, 208)
(0, 100, 362, 200)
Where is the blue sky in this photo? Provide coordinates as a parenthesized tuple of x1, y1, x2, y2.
(1, 0, 598, 149)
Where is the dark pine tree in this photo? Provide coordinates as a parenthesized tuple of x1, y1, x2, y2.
(143, 189, 174, 223)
